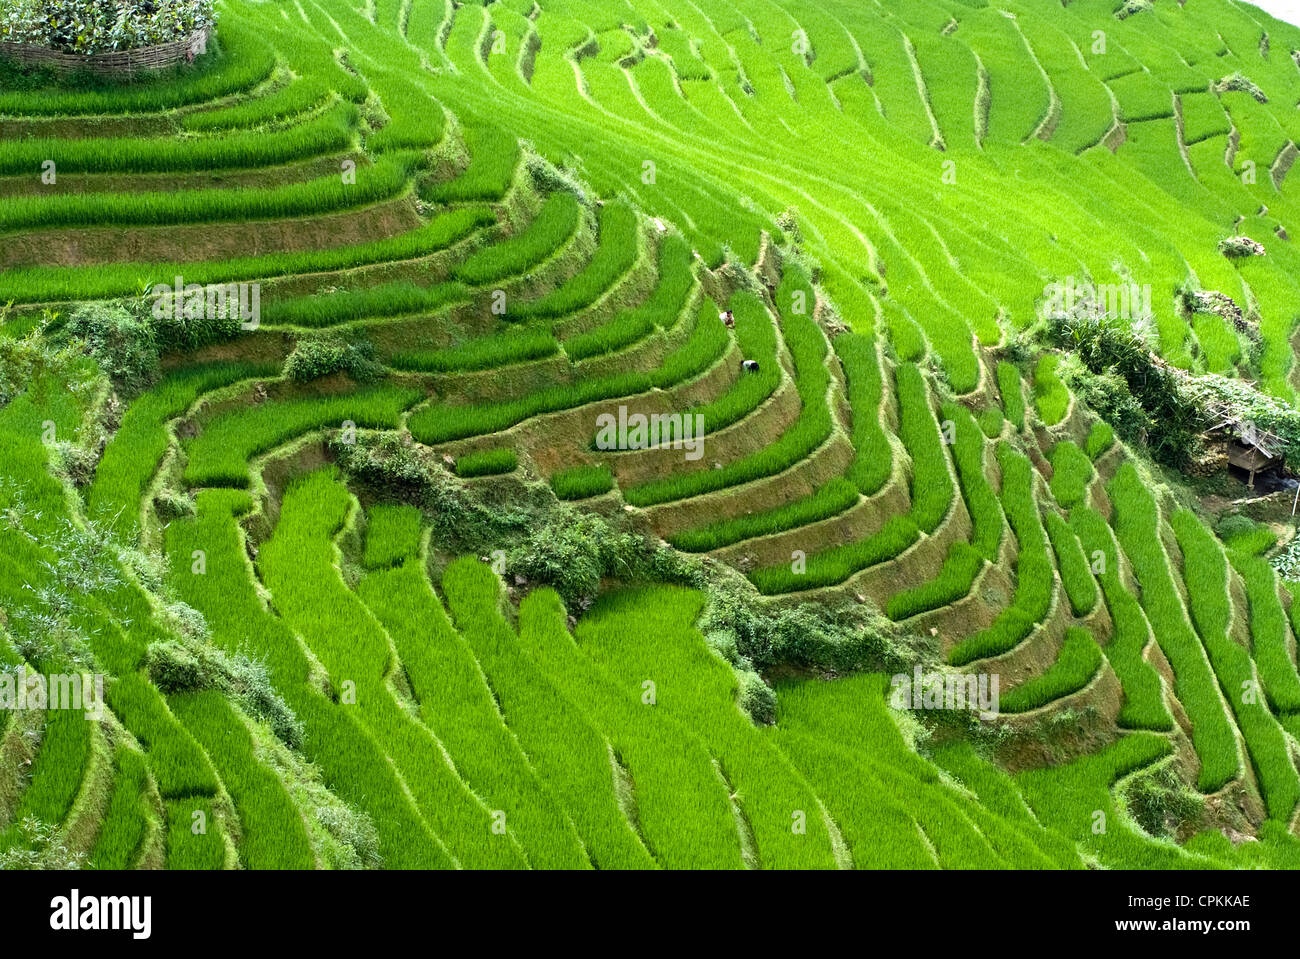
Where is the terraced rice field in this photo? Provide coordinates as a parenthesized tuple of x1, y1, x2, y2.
(5, 0, 1300, 876)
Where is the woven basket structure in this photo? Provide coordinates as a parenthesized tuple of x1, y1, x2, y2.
(0, 24, 210, 74)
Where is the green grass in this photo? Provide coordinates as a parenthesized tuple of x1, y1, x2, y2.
(669, 477, 859, 552)
(442, 557, 655, 868)
(1, 100, 356, 175)
(551, 463, 614, 499)
(88, 748, 150, 870)
(1033, 354, 1070, 426)
(169, 690, 317, 869)
(999, 629, 1102, 713)
(1108, 464, 1239, 791)
(183, 385, 422, 488)
(1045, 512, 1098, 616)
(392, 326, 559, 373)
(165, 489, 447, 868)
(164, 800, 227, 870)
(1173, 510, 1300, 820)
(262, 280, 468, 329)
(424, 123, 521, 202)
(0, 147, 416, 231)
(513, 201, 639, 318)
(358, 563, 591, 868)
(0, 208, 493, 304)
(181, 76, 332, 132)
(997, 361, 1025, 430)
(1085, 420, 1114, 460)
(456, 448, 519, 478)
(622, 267, 834, 507)
(562, 233, 695, 361)
(0, 22, 276, 116)
(262, 470, 524, 868)
(1229, 550, 1300, 715)
(452, 191, 583, 285)
(885, 403, 999, 620)
(363, 503, 424, 568)
(948, 444, 1055, 666)
(1048, 440, 1094, 509)
(88, 362, 269, 537)
(837, 334, 892, 495)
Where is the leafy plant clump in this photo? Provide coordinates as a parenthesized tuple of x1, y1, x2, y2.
(1048, 314, 1198, 466)
(1214, 74, 1268, 104)
(283, 332, 384, 384)
(65, 302, 159, 396)
(505, 509, 702, 608)
(145, 639, 304, 749)
(0, 0, 214, 54)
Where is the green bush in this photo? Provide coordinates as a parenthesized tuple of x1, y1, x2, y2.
(283, 333, 384, 383)
(65, 301, 159, 395)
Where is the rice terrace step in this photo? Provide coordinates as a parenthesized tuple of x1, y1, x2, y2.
(1, 0, 1299, 940)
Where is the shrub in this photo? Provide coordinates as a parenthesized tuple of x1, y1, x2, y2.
(505, 509, 700, 607)
(64, 301, 158, 395)
(1215, 514, 1275, 555)
(0, 0, 213, 53)
(736, 670, 777, 725)
(144, 639, 304, 749)
(1048, 313, 1197, 466)
(283, 333, 383, 384)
